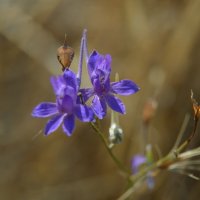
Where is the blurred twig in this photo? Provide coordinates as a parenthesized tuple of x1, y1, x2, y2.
(0, 1, 60, 74)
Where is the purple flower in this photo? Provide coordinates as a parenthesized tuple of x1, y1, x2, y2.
(131, 154, 146, 174)
(32, 70, 94, 136)
(131, 154, 155, 189)
(80, 50, 140, 119)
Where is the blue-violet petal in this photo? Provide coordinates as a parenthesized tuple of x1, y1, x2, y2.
(62, 114, 75, 136)
(75, 104, 94, 122)
(131, 154, 146, 174)
(32, 102, 58, 118)
(45, 114, 64, 135)
(105, 94, 125, 114)
(50, 75, 65, 96)
(111, 80, 140, 96)
(63, 69, 78, 93)
(78, 88, 94, 103)
(88, 51, 101, 77)
(91, 95, 107, 119)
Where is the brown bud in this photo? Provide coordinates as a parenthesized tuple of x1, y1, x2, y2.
(191, 90, 200, 119)
(57, 34, 75, 71)
(142, 98, 158, 125)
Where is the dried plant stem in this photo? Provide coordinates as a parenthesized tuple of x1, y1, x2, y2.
(118, 162, 158, 200)
(175, 116, 199, 155)
(90, 122, 131, 176)
(118, 111, 200, 200)
(171, 114, 190, 151)
(118, 151, 185, 200)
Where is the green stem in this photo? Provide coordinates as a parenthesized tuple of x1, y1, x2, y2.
(90, 122, 131, 175)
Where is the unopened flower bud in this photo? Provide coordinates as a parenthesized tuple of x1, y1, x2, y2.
(142, 98, 158, 125)
(109, 123, 123, 144)
(57, 34, 75, 71)
(191, 90, 200, 119)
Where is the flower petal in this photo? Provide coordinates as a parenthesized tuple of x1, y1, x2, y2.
(91, 95, 107, 119)
(57, 95, 74, 114)
(111, 80, 140, 96)
(90, 55, 111, 83)
(92, 78, 101, 94)
(63, 69, 78, 92)
(32, 102, 58, 118)
(146, 174, 155, 189)
(75, 104, 94, 122)
(63, 86, 76, 100)
(91, 70, 110, 92)
(50, 75, 65, 96)
(104, 76, 111, 93)
(105, 95, 125, 114)
(97, 54, 111, 75)
(78, 88, 94, 103)
(62, 114, 75, 136)
(131, 154, 146, 174)
(45, 114, 64, 135)
(88, 50, 101, 76)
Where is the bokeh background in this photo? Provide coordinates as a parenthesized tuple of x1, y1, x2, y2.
(1, 0, 200, 199)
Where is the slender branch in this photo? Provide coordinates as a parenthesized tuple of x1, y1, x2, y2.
(90, 122, 131, 175)
(118, 113, 200, 199)
(171, 114, 190, 151)
(175, 116, 199, 155)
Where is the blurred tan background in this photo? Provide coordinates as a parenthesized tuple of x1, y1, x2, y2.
(0, 0, 200, 199)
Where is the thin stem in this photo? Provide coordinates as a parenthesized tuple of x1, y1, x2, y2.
(171, 114, 190, 151)
(111, 108, 119, 126)
(118, 163, 157, 200)
(117, 176, 146, 200)
(90, 122, 131, 175)
(175, 116, 199, 155)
